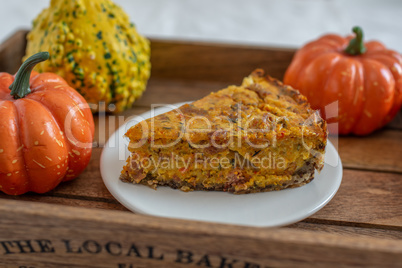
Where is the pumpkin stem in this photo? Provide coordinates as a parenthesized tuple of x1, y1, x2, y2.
(345, 26, 366, 55)
(9, 52, 49, 99)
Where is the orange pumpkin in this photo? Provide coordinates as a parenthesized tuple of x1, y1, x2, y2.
(0, 52, 94, 195)
(284, 27, 402, 135)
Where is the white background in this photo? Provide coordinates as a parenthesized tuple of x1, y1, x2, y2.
(0, 0, 401, 52)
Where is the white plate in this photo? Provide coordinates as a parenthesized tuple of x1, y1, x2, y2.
(100, 102, 342, 227)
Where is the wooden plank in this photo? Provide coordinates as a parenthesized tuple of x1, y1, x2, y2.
(2, 191, 401, 241)
(0, 30, 27, 74)
(2, 188, 402, 241)
(0, 199, 401, 268)
(286, 221, 402, 241)
(0, 193, 126, 211)
(338, 130, 402, 173)
(0, 30, 294, 83)
(1, 193, 400, 242)
(150, 39, 295, 83)
(311, 169, 402, 226)
(47, 148, 114, 199)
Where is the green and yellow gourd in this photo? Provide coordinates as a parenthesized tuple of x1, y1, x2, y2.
(24, 0, 151, 113)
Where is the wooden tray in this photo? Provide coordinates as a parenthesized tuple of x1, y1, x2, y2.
(0, 30, 401, 267)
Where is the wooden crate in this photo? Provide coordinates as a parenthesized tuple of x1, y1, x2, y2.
(0, 30, 401, 268)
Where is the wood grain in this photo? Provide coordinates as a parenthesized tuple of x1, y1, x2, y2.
(0, 30, 27, 74)
(338, 130, 402, 173)
(150, 39, 295, 83)
(2, 186, 401, 242)
(312, 169, 402, 226)
(0, 193, 126, 211)
(287, 221, 402, 241)
(0, 199, 401, 268)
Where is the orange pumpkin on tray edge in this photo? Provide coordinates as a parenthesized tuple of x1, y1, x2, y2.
(0, 52, 94, 195)
(284, 26, 402, 135)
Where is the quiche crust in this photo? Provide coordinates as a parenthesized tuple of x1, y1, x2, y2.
(120, 69, 327, 194)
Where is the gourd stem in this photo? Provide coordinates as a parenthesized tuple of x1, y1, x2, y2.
(9, 52, 49, 99)
(345, 26, 366, 55)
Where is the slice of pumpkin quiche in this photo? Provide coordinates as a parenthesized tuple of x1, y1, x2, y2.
(120, 69, 327, 194)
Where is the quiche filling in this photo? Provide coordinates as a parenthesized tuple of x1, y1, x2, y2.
(120, 69, 327, 194)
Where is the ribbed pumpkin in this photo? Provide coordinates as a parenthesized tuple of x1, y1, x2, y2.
(0, 52, 94, 195)
(24, 0, 151, 113)
(284, 27, 402, 135)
